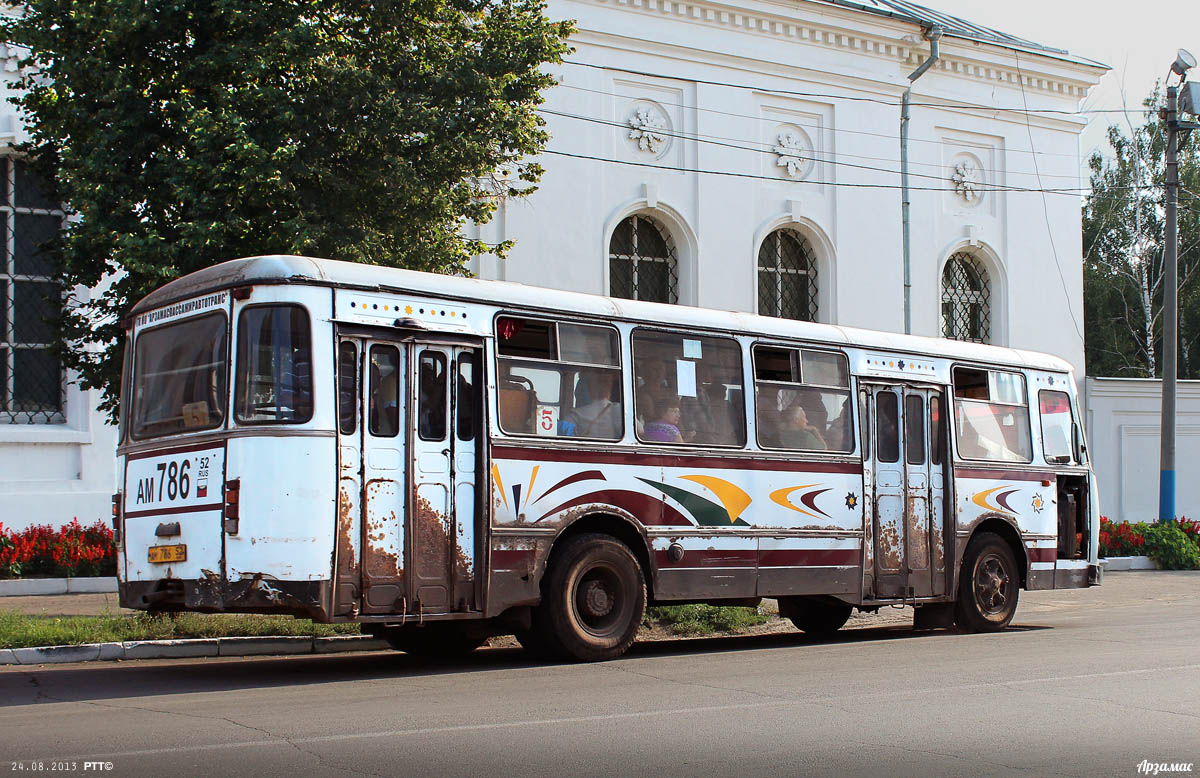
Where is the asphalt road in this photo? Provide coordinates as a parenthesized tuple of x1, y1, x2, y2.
(2, 572, 1197, 778)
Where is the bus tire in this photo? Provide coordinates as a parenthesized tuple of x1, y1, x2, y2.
(779, 597, 852, 635)
(955, 531, 1020, 632)
(539, 533, 646, 662)
(371, 624, 486, 657)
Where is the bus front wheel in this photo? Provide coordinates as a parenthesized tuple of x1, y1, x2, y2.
(955, 532, 1020, 632)
(536, 533, 646, 662)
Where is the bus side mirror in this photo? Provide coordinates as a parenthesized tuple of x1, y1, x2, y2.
(1073, 422, 1087, 464)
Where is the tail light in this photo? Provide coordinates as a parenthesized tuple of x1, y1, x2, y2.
(224, 479, 241, 534)
(111, 492, 123, 542)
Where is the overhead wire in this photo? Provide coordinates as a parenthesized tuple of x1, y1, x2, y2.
(1013, 50, 1085, 344)
(562, 60, 1141, 116)
(551, 80, 1090, 163)
(540, 148, 1145, 197)
(539, 106, 1084, 187)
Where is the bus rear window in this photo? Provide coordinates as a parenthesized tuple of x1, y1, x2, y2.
(236, 305, 313, 424)
(133, 312, 228, 439)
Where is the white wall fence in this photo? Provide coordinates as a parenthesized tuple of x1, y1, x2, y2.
(1084, 377, 1200, 523)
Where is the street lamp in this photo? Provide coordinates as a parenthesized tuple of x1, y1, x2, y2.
(1158, 49, 1200, 523)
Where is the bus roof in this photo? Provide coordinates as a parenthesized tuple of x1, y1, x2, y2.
(131, 254, 1075, 375)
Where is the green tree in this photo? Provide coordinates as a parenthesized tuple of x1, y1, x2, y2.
(4, 0, 572, 419)
(1083, 90, 1200, 378)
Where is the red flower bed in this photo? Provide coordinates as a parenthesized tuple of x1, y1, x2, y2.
(0, 519, 116, 579)
(1098, 516, 1147, 558)
(1099, 515, 1198, 559)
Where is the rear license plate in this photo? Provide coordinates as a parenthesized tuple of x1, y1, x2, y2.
(148, 544, 187, 564)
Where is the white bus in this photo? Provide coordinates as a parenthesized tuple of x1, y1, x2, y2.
(115, 255, 1100, 661)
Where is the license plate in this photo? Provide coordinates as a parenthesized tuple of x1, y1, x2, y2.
(148, 544, 187, 564)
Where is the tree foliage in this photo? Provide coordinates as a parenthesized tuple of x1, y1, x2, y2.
(4, 0, 572, 418)
(1083, 89, 1200, 378)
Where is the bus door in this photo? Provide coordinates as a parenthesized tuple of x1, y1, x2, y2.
(409, 344, 482, 614)
(865, 383, 948, 600)
(333, 339, 365, 616)
(349, 338, 410, 615)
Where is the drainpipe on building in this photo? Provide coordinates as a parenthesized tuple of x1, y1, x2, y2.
(901, 25, 942, 335)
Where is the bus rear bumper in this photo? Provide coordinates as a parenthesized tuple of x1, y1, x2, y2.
(120, 576, 332, 621)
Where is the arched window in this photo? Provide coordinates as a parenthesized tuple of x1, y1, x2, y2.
(941, 252, 991, 344)
(757, 228, 817, 321)
(608, 214, 678, 304)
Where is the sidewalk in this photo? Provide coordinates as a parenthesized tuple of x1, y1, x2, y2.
(2, 592, 133, 617)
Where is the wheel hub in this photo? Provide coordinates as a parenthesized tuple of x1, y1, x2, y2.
(582, 580, 614, 618)
(977, 557, 1009, 611)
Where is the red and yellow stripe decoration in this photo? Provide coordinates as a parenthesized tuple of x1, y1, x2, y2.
(971, 485, 1020, 514)
(769, 484, 833, 519)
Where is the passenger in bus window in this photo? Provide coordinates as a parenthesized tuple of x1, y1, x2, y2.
(564, 370, 621, 439)
(779, 404, 826, 450)
(683, 367, 732, 444)
(643, 399, 684, 443)
(634, 358, 671, 435)
(497, 364, 537, 434)
(824, 400, 851, 452)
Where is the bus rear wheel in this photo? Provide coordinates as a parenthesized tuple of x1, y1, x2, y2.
(536, 533, 646, 662)
(778, 597, 852, 636)
(955, 532, 1020, 632)
(368, 623, 486, 657)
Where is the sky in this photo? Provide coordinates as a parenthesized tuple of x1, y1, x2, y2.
(922, 0, 1200, 160)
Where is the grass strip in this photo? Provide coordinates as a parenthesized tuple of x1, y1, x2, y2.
(0, 609, 360, 649)
(645, 604, 769, 636)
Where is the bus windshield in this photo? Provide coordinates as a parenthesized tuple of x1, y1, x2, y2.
(133, 312, 228, 439)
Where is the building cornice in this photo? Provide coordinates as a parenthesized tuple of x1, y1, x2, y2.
(582, 0, 1104, 99)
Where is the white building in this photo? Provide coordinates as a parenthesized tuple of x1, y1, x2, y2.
(2, 1, 1120, 530)
(0, 41, 119, 532)
(476, 0, 1105, 381)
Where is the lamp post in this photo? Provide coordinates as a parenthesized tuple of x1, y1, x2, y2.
(1159, 49, 1200, 523)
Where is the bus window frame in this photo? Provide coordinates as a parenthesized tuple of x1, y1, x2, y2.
(130, 310, 230, 441)
(234, 303, 315, 426)
(493, 312, 624, 441)
(949, 363, 1034, 465)
(751, 341, 853, 455)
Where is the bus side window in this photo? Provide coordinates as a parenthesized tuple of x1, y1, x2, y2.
(368, 345, 400, 438)
(905, 394, 925, 465)
(419, 352, 448, 441)
(952, 366, 1032, 462)
(495, 315, 622, 440)
(876, 392, 899, 463)
(633, 330, 745, 447)
(456, 353, 478, 442)
(930, 396, 943, 466)
(338, 341, 357, 435)
(753, 345, 851, 453)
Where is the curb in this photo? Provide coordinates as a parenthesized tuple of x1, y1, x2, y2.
(0, 635, 390, 666)
(1100, 556, 1157, 571)
(0, 577, 118, 597)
